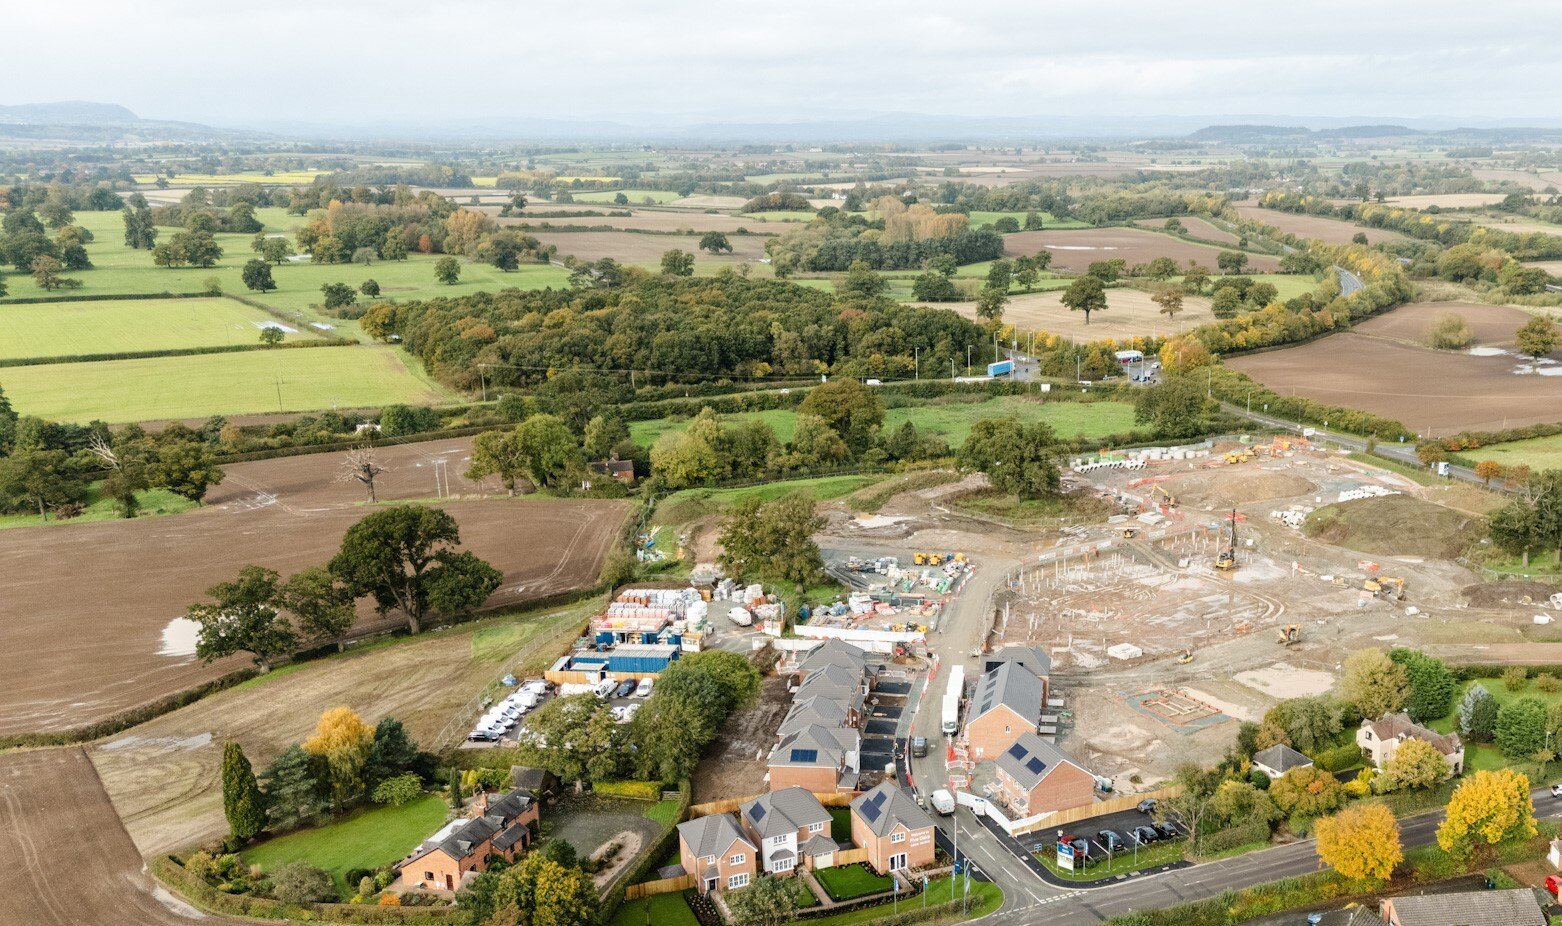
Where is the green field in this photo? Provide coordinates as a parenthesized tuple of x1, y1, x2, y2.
(0, 344, 450, 422)
(570, 189, 682, 204)
(242, 794, 448, 897)
(0, 481, 195, 530)
(1426, 678, 1562, 774)
(0, 297, 309, 360)
(1467, 433, 1562, 473)
(629, 397, 1138, 449)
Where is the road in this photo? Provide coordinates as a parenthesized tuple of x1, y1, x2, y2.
(1335, 264, 1365, 296)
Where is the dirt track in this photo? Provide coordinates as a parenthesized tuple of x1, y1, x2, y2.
(0, 438, 629, 737)
(0, 747, 245, 926)
(1001, 227, 1279, 272)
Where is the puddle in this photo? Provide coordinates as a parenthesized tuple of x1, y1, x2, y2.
(254, 320, 299, 333)
(1468, 346, 1509, 357)
(159, 617, 200, 656)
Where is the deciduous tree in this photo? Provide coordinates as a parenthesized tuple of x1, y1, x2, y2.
(1376, 737, 1450, 792)
(435, 256, 461, 284)
(329, 505, 502, 633)
(957, 417, 1061, 498)
(280, 566, 356, 648)
(188, 565, 297, 669)
(304, 706, 374, 810)
(1060, 274, 1107, 325)
(797, 377, 883, 452)
(1495, 696, 1548, 759)
(660, 248, 694, 276)
(1341, 649, 1409, 719)
(1517, 316, 1558, 372)
(1436, 769, 1537, 856)
(242, 258, 277, 292)
(466, 428, 528, 494)
(1315, 804, 1401, 883)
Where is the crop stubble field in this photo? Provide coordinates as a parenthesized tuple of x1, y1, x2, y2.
(1232, 205, 1408, 246)
(1000, 227, 1280, 272)
(0, 438, 630, 738)
(937, 287, 1215, 339)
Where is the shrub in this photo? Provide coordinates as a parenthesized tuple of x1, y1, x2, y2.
(592, 779, 662, 801)
(1310, 743, 1367, 774)
(270, 861, 336, 904)
(1537, 673, 1559, 694)
(1504, 666, 1529, 692)
(372, 774, 423, 806)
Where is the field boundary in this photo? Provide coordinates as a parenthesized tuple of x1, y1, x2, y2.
(0, 290, 207, 305)
(0, 337, 357, 368)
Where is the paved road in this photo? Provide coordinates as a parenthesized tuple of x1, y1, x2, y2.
(1335, 264, 1365, 296)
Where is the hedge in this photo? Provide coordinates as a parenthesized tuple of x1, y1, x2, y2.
(596, 780, 692, 925)
(150, 855, 453, 923)
(0, 290, 205, 305)
(0, 667, 258, 750)
(0, 337, 357, 368)
(1193, 819, 1272, 856)
(1308, 743, 1367, 774)
(592, 779, 662, 801)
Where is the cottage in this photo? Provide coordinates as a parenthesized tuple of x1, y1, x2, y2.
(849, 782, 937, 873)
(964, 661, 1046, 760)
(395, 788, 539, 892)
(1356, 713, 1464, 775)
(587, 457, 636, 485)
(1380, 888, 1545, 926)
(677, 813, 758, 894)
(740, 787, 836, 874)
(994, 732, 1097, 817)
(1252, 744, 1313, 780)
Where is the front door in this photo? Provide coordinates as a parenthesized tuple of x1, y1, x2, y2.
(445, 873, 454, 890)
(889, 852, 907, 871)
(705, 878, 717, 893)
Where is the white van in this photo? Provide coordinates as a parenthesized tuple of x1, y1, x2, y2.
(593, 678, 617, 698)
(634, 678, 654, 698)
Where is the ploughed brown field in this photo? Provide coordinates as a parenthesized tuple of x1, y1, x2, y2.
(529, 229, 768, 263)
(0, 747, 248, 926)
(1134, 215, 1239, 244)
(0, 438, 629, 737)
(1001, 227, 1279, 272)
(1228, 303, 1562, 434)
(1233, 205, 1407, 246)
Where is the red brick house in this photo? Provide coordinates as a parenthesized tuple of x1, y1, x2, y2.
(740, 787, 837, 874)
(849, 782, 937, 873)
(994, 732, 1096, 817)
(395, 789, 539, 893)
(676, 813, 758, 894)
(963, 661, 1045, 761)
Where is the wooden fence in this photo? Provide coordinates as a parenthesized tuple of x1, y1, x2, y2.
(689, 790, 858, 819)
(830, 847, 869, 866)
(625, 874, 694, 901)
(1010, 786, 1182, 836)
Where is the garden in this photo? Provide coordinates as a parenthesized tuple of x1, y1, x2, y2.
(813, 863, 896, 901)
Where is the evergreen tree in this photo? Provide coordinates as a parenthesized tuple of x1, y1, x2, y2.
(1458, 684, 1498, 743)
(221, 742, 267, 843)
(261, 743, 324, 831)
(366, 717, 419, 788)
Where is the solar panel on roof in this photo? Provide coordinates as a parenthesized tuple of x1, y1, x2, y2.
(751, 803, 767, 821)
(1026, 757, 1046, 774)
(861, 792, 885, 822)
(790, 749, 818, 763)
(1006, 742, 1028, 759)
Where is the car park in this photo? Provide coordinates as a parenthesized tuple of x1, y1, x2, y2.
(1132, 825, 1160, 844)
(1154, 820, 1180, 839)
(1137, 798, 1158, 814)
(634, 678, 654, 698)
(1097, 829, 1124, 853)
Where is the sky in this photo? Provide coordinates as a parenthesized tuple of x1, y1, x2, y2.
(8, 0, 1562, 130)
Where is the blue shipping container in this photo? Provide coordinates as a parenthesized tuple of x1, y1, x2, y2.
(987, 359, 1014, 377)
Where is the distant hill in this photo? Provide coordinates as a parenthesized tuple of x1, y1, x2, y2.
(0, 100, 265, 142)
(0, 101, 140, 124)
(1187, 124, 1314, 142)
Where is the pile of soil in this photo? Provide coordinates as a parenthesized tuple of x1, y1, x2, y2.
(1304, 494, 1481, 560)
(1169, 471, 1317, 509)
(1462, 579, 1561, 608)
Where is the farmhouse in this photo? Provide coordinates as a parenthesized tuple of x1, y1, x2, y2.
(1356, 712, 1464, 775)
(676, 813, 758, 894)
(850, 782, 937, 873)
(964, 661, 1046, 761)
(1252, 744, 1313, 780)
(739, 786, 836, 874)
(395, 788, 539, 893)
(994, 732, 1097, 817)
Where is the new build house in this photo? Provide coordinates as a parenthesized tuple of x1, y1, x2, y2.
(676, 813, 758, 894)
(395, 788, 539, 893)
(850, 782, 937, 873)
(994, 732, 1097, 817)
(964, 661, 1046, 761)
(981, 645, 1052, 682)
(740, 787, 837, 874)
(1356, 712, 1465, 775)
(768, 640, 872, 793)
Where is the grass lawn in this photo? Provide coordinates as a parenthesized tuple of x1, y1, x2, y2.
(953, 489, 1113, 526)
(1425, 677, 1562, 774)
(0, 481, 195, 530)
(1035, 839, 1184, 881)
(0, 344, 450, 423)
(790, 876, 822, 907)
(806, 875, 1001, 926)
(644, 800, 681, 827)
(242, 794, 448, 897)
(0, 296, 312, 360)
(656, 475, 882, 526)
(610, 891, 698, 926)
(570, 189, 682, 204)
(830, 806, 853, 842)
(1469, 433, 1562, 473)
(815, 864, 895, 901)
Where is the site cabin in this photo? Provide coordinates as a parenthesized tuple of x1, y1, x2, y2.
(395, 788, 539, 893)
(1380, 888, 1545, 926)
(994, 732, 1097, 817)
(849, 782, 937, 874)
(676, 813, 758, 894)
(1356, 712, 1464, 775)
(963, 661, 1047, 761)
(740, 787, 837, 875)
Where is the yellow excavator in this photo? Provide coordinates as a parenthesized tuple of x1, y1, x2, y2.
(1276, 625, 1300, 646)
(1151, 484, 1179, 509)
(1215, 509, 1239, 571)
(1364, 577, 1407, 600)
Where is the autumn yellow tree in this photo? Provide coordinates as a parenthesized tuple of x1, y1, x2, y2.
(303, 706, 374, 810)
(1474, 460, 1503, 486)
(1376, 737, 1451, 792)
(1341, 648, 1409, 719)
(1315, 803, 1402, 883)
(1436, 769, 1537, 857)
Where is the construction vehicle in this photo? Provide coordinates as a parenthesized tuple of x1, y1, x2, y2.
(1364, 577, 1406, 601)
(1151, 484, 1179, 508)
(1276, 625, 1300, 646)
(1177, 649, 1194, 664)
(1121, 526, 1139, 539)
(1215, 509, 1239, 571)
(1223, 449, 1254, 465)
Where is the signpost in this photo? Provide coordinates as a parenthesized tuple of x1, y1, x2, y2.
(1056, 838, 1076, 871)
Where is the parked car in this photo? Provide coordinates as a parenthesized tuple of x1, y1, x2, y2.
(1551, 784, 1562, 799)
(1154, 820, 1180, 839)
(1065, 836, 1097, 866)
(1132, 825, 1160, 844)
(1136, 798, 1158, 814)
(634, 678, 654, 698)
(467, 729, 498, 743)
(1097, 829, 1124, 853)
(614, 679, 637, 699)
(623, 703, 641, 722)
(911, 736, 929, 758)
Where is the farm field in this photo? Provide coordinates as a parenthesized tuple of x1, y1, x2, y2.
(491, 206, 754, 233)
(1383, 192, 1512, 209)
(1463, 433, 1562, 472)
(530, 229, 769, 263)
(1133, 215, 1239, 244)
(1349, 300, 1536, 347)
(933, 286, 1215, 339)
(93, 597, 599, 856)
(0, 345, 449, 423)
(666, 194, 752, 210)
(968, 210, 1088, 229)
(132, 169, 328, 185)
(1229, 310, 1562, 434)
(1472, 168, 1562, 191)
(1469, 214, 1562, 237)
(1000, 227, 1279, 272)
(0, 437, 630, 738)
(0, 748, 250, 926)
(629, 397, 1139, 448)
(0, 296, 308, 360)
(569, 188, 682, 204)
(738, 210, 817, 222)
(1232, 205, 1408, 246)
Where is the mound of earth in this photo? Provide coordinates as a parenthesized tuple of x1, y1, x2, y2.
(1167, 470, 1317, 509)
(1462, 579, 1561, 608)
(1303, 494, 1481, 560)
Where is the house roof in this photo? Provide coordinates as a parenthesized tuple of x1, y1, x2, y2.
(802, 833, 838, 856)
(971, 662, 1044, 724)
(797, 639, 869, 676)
(492, 821, 530, 851)
(983, 645, 1052, 679)
(1253, 744, 1313, 773)
(850, 782, 935, 838)
(996, 732, 1090, 791)
(741, 787, 832, 839)
(1385, 888, 1545, 926)
(779, 695, 853, 736)
(401, 788, 535, 869)
(1364, 712, 1463, 757)
(509, 765, 557, 796)
(795, 663, 865, 704)
(770, 725, 857, 767)
(677, 813, 754, 859)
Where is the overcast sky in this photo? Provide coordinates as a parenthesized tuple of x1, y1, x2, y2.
(9, 0, 1562, 129)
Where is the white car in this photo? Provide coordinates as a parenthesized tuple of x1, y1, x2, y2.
(634, 678, 654, 698)
(1551, 784, 1562, 799)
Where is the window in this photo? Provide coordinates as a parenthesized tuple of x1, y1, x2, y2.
(772, 857, 795, 872)
(423, 871, 434, 881)
(729, 853, 746, 865)
(728, 873, 750, 890)
(771, 835, 787, 846)
(701, 855, 715, 865)
(808, 822, 825, 833)
(1004, 724, 1011, 733)
(891, 831, 906, 843)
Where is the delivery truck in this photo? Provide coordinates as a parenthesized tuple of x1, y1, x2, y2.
(941, 664, 964, 735)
